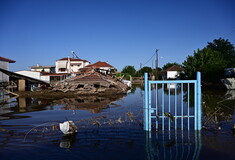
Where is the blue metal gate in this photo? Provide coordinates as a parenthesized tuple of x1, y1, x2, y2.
(144, 72, 202, 131)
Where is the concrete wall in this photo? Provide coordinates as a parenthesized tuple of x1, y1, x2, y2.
(0, 61, 9, 82)
(18, 79, 26, 91)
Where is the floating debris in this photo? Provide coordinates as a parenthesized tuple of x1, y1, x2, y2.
(0, 127, 13, 135)
(116, 117, 123, 124)
(126, 112, 134, 122)
(164, 112, 175, 122)
(59, 121, 78, 135)
(92, 120, 101, 127)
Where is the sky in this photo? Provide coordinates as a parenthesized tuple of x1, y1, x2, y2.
(0, 0, 235, 72)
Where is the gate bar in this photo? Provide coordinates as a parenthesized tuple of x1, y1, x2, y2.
(144, 72, 202, 131)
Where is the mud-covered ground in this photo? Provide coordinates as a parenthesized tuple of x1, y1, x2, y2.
(14, 88, 127, 99)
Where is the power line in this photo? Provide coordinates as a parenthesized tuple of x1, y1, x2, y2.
(142, 52, 156, 66)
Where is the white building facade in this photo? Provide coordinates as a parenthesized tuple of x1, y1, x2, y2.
(31, 65, 55, 73)
(167, 71, 180, 79)
(0, 57, 15, 82)
(160, 65, 184, 80)
(56, 57, 90, 74)
(86, 61, 114, 74)
(15, 71, 50, 83)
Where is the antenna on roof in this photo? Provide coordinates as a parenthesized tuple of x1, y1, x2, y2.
(72, 51, 79, 59)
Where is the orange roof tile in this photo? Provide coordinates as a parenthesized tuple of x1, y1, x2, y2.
(160, 65, 184, 74)
(87, 61, 113, 68)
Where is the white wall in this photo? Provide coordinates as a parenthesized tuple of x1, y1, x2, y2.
(56, 60, 90, 73)
(15, 70, 51, 83)
(83, 62, 90, 67)
(70, 63, 81, 73)
(15, 70, 41, 80)
(167, 71, 178, 79)
(31, 68, 51, 72)
(100, 67, 113, 70)
(0, 61, 9, 82)
(40, 75, 50, 83)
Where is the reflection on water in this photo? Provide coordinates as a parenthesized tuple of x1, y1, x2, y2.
(145, 131, 201, 160)
(224, 90, 235, 100)
(0, 86, 235, 160)
(0, 94, 125, 120)
(60, 133, 77, 149)
(52, 95, 124, 113)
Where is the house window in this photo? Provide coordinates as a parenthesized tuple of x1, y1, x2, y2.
(71, 63, 82, 67)
(59, 68, 66, 72)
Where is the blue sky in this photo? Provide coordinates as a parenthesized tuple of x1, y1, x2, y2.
(1, 0, 235, 71)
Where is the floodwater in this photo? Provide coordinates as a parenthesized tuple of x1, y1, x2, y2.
(0, 85, 235, 160)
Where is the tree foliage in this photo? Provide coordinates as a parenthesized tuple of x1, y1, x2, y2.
(162, 62, 181, 70)
(121, 65, 136, 76)
(183, 38, 234, 83)
(136, 66, 152, 77)
(207, 37, 235, 67)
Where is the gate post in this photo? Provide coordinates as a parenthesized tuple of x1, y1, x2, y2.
(196, 72, 202, 130)
(144, 73, 150, 131)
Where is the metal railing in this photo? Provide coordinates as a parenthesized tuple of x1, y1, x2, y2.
(144, 72, 202, 131)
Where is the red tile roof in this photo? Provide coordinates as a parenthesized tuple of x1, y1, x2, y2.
(57, 57, 89, 62)
(160, 65, 184, 74)
(0, 57, 16, 63)
(87, 61, 113, 68)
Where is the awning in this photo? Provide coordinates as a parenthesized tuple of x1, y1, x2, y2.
(58, 62, 67, 68)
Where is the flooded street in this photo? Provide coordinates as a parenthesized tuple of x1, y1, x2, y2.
(0, 86, 235, 160)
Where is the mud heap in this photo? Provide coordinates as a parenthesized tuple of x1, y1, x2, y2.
(51, 69, 130, 95)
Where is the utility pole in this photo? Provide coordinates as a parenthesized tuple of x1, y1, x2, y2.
(155, 49, 158, 80)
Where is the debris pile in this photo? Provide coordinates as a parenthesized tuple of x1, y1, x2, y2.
(51, 69, 130, 94)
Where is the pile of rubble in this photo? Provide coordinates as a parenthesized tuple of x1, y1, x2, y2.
(51, 69, 130, 95)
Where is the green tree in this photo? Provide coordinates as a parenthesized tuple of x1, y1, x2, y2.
(162, 62, 181, 70)
(152, 67, 162, 78)
(136, 66, 152, 77)
(183, 38, 235, 83)
(183, 47, 227, 82)
(207, 38, 235, 67)
(121, 65, 136, 76)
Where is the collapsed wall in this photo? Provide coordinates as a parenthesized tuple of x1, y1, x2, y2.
(51, 69, 130, 94)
